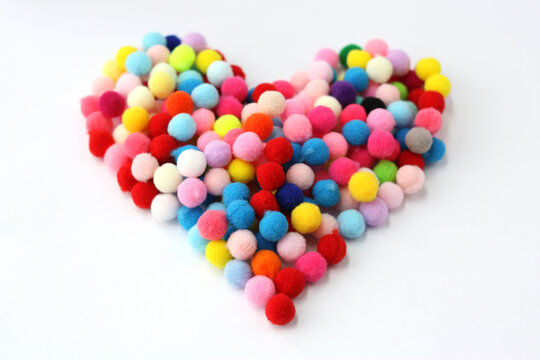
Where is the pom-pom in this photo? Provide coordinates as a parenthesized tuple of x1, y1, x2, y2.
(258, 91, 286, 118)
(98, 91, 125, 118)
(177, 177, 207, 208)
(418, 90, 445, 113)
(204, 168, 230, 196)
(286, 163, 315, 191)
(177, 148, 207, 177)
(396, 165, 425, 194)
(337, 209, 366, 239)
(329, 157, 359, 186)
(317, 231, 347, 265)
(221, 76, 248, 102)
(256, 162, 285, 191)
(88, 130, 114, 158)
(177, 206, 204, 230)
(283, 114, 312, 143)
(377, 182, 404, 210)
(151, 194, 180, 222)
(359, 198, 388, 226)
(265, 294, 295, 326)
(275, 183, 304, 213)
(153, 163, 182, 193)
(295, 251, 327, 282)
(291, 202, 322, 234)
(197, 210, 228, 240)
(226, 200, 255, 229)
(222, 182, 250, 205)
(251, 250, 282, 279)
(249, 190, 279, 218)
(227, 229, 257, 260)
(150, 134, 178, 163)
(242, 113, 273, 141)
(273, 268, 305, 299)
(405, 127, 433, 154)
(131, 181, 159, 209)
(224, 260, 252, 289)
(414, 108, 442, 135)
(367, 130, 395, 158)
(123, 133, 151, 159)
(348, 170, 379, 202)
(277, 232, 306, 262)
(227, 158, 255, 184)
(117, 161, 137, 192)
(205, 240, 232, 269)
(259, 211, 288, 242)
(122, 106, 150, 133)
(343, 120, 370, 146)
(232, 131, 263, 162)
(245, 275, 275, 306)
(264, 137, 293, 164)
(312, 179, 340, 207)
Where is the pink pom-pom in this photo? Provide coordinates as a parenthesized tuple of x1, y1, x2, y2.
(280, 98, 305, 122)
(361, 81, 379, 98)
(221, 76, 248, 102)
(272, 80, 295, 99)
(375, 84, 401, 106)
(131, 153, 159, 182)
(147, 45, 170, 64)
(295, 252, 327, 283)
(366, 108, 396, 132)
(98, 91, 125, 118)
(386, 49, 410, 77)
(217, 96, 242, 118)
(337, 187, 359, 211)
(232, 131, 263, 162)
(414, 108, 442, 135)
(329, 157, 359, 186)
(104, 144, 129, 172)
(364, 38, 389, 56)
(290, 71, 309, 93)
(396, 165, 425, 194)
(123, 132, 151, 158)
(304, 79, 330, 101)
(340, 104, 367, 126)
(308, 106, 337, 134)
(322, 132, 348, 159)
(314, 48, 339, 69)
(227, 230, 257, 260)
(92, 76, 115, 96)
(307, 61, 333, 83)
(204, 168, 231, 196)
(349, 146, 374, 168)
(115, 73, 142, 97)
(80, 96, 99, 118)
(377, 182, 404, 210)
(367, 131, 395, 158)
(283, 114, 312, 143)
(286, 163, 315, 190)
(86, 112, 113, 132)
(312, 213, 338, 239)
(192, 108, 216, 135)
(277, 232, 306, 262)
(182, 32, 207, 53)
(197, 130, 221, 151)
(294, 92, 314, 113)
(223, 128, 244, 147)
(177, 177, 207, 208)
(245, 275, 275, 307)
(197, 210, 228, 240)
(240, 103, 260, 122)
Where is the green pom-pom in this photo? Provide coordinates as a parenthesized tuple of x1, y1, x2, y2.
(339, 44, 362, 67)
(373, 160, 398, 183)
(391, 81, 408, 100)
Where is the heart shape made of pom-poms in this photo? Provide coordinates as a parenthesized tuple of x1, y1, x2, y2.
(81, 31, 450, 326)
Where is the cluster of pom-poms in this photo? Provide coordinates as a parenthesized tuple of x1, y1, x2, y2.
(81, 32, 450, 326)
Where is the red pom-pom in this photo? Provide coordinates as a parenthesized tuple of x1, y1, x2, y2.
(131, 181, 159, 209)
(348, 146, 374, 168)
(166, 91, 194, 116)
(149, 113, 172, 138)
(116, 161, 137, 191)
(250, 190, 280, 218)
(231, 64, 245, 79)
(418, 90, 445, 113)
(98, 91, 125, 118)
(264, 137, 293, 164)
(272, 80, 295, 99)
(88, 130, 114, 158)
(150, 134, 179, 163)
(265, 294, 295, 325)
(397, 150, 425, 169)
(407, 88, 425, 106)
(242, 113, 273, 140)
(317, 230, 347, 265)
(273, 268, 305, 299)
(252, 83, 276, 102)
(401, 70, 424, 90)
(256, 162, 285, 191)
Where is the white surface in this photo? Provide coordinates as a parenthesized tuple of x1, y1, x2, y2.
(1, 1, 540, 359)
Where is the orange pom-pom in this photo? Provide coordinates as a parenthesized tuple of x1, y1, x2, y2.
(251, 250, 282, 279)
(242, 113, 273, 140)
(166, 91, 194, 116)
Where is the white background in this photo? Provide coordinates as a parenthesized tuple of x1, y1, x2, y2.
(1, 0, 539, 359)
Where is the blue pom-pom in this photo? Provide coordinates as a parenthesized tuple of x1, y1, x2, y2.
(222, 182, 250, 206)
(177, 206, 204, 230)
(344, 67, 369, 92)
(207, 202, 226, 211)
(226, 200, 255, 229)
(187, 226, 209, 252)
(259, 211, 288, 242)
(337, 209, 366, 239)
(224, 260, 253, 289)
(170, 144, 199, 162)
(394, 127, 411, 150)
(168, 113, 196, 141)
(165, 34, 181, 51)
(342, 120, 370, 146)
(125, 51, 152, 76)
(178, 70, 203, 83)
(423, 137, 446, 163)
(301, 138, 329, 166)
(191, 83, 219, 109)
(177, 78, 203, 94)
(387, 100, 413, 128)
(256, 232, 277, 252)
(275, 182, 304, 212)
(312, 179, 340, 207)
(142, 31, 166, 51)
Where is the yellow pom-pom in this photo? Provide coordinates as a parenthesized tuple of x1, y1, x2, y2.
(214, 114, 241, 137)
(169, 44, 196, 72)
(415, 57, 441, 81)
(115, 46, 137, 71)
(291, 202, 322, 234)
(227, 159, 255, 183)
(148, 71, 176, 99)
(122, 106, 150, 133)
(196, 49, 222, 74)
(102, 59, 123, 81)
(205, 240, 232, 269)
(424, 73, 451, 97)
(346, 50, 372, 69)
(348, 171, 379, 202)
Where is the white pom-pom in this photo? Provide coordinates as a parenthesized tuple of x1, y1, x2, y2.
(258, 90, 286, 117)
(153, 163, 182, 193)
(177, 149, 207, 177)
(151, 194, 180, 222)
(112, 124, 130, 144)
(366, 56, 393, 84)
(127, 85, 155, 110)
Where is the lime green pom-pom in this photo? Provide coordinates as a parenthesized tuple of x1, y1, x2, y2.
(373, 160, 398, 184)
(391, 81, 408, 100)
(169, 45, 196, 72)
(339, 44, 362, 67)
